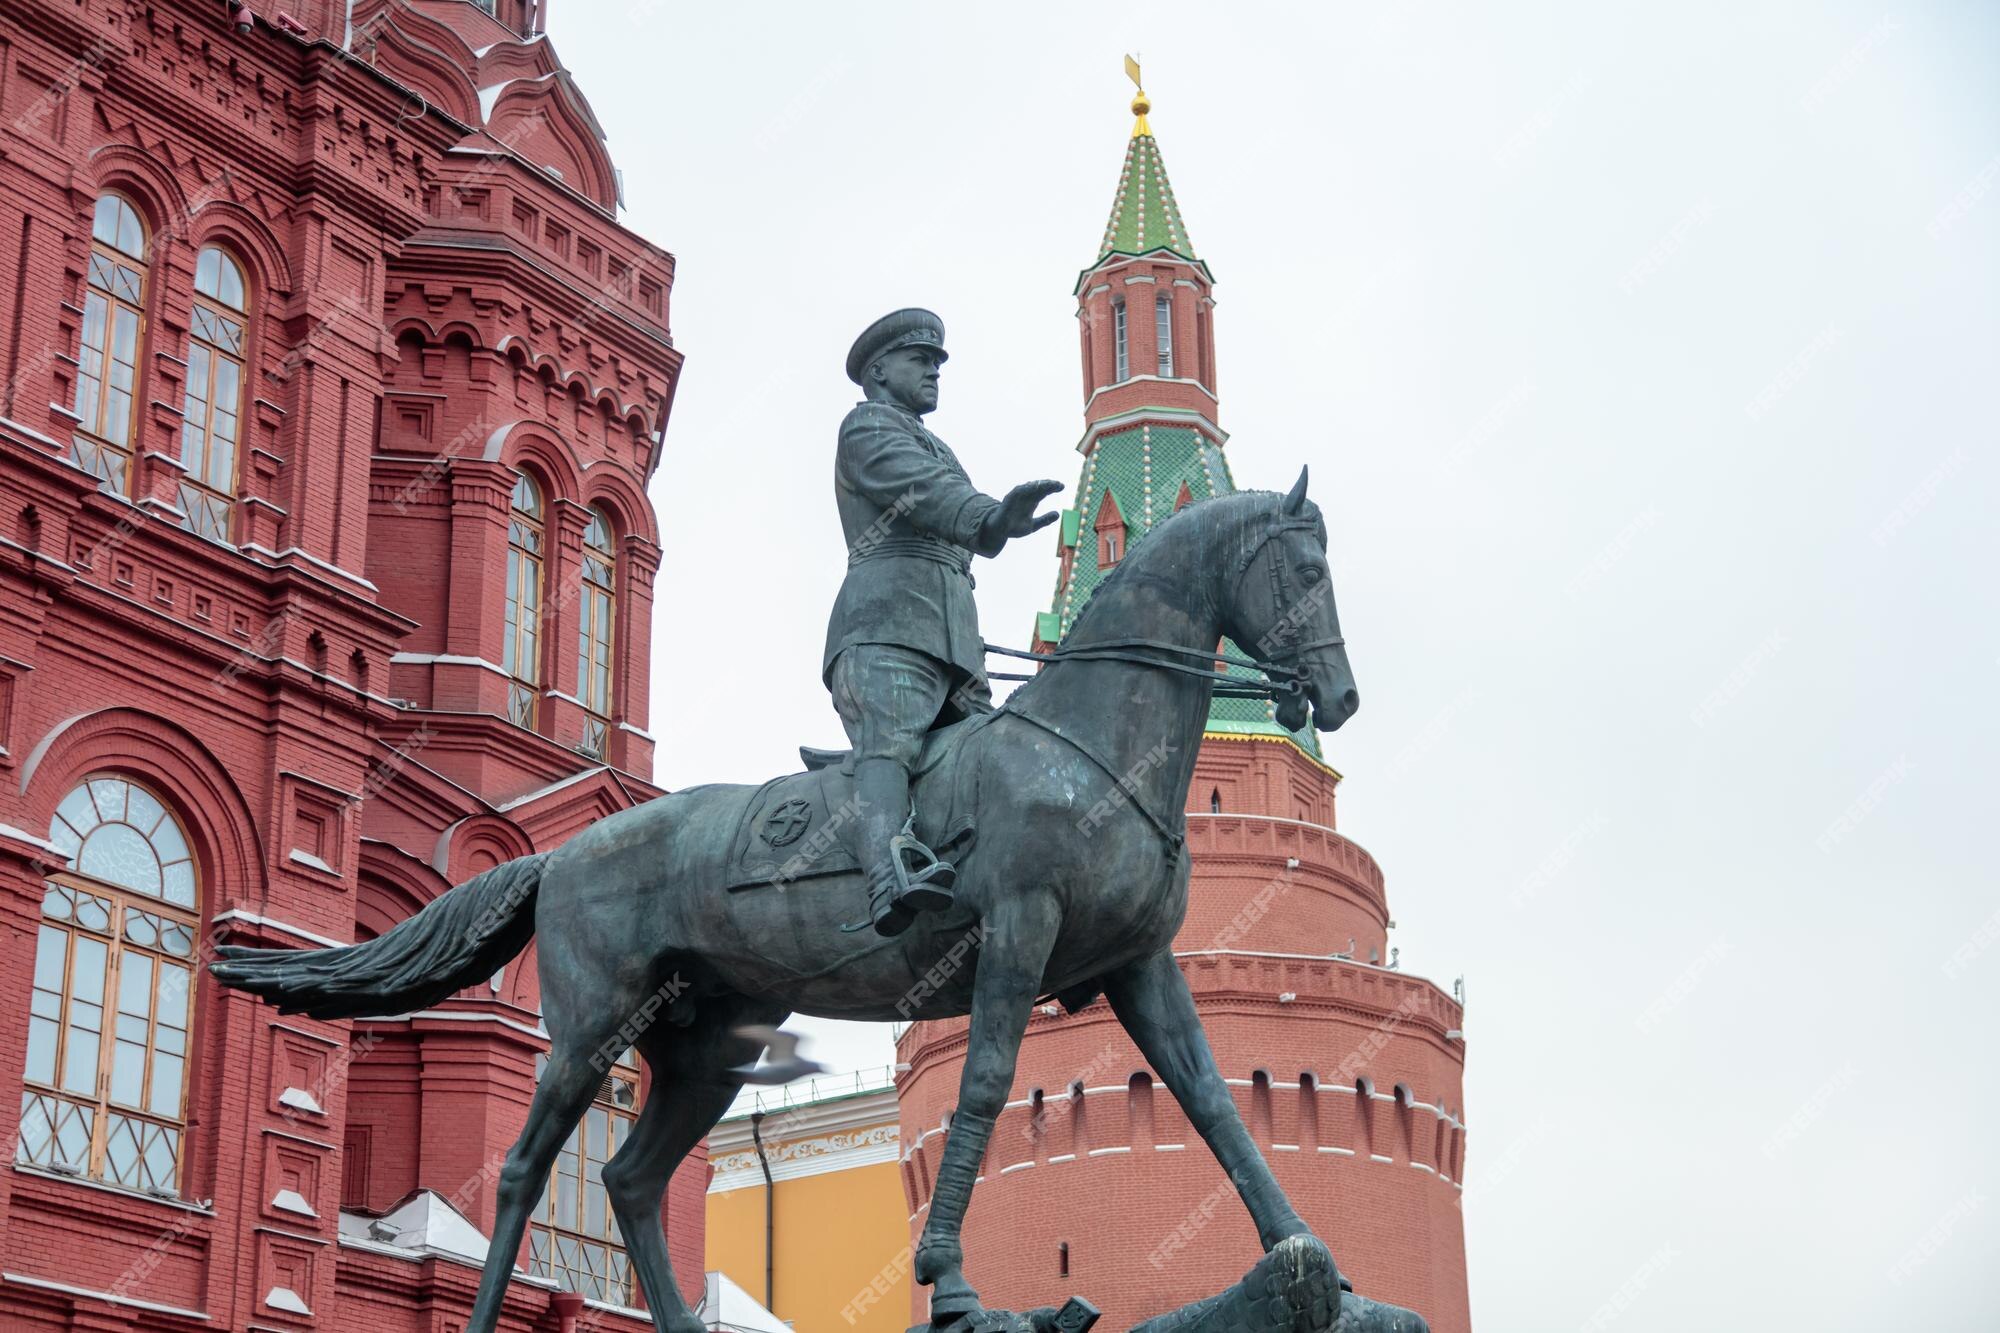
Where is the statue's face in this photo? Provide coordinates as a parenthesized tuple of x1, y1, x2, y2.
(871, 346, 942, 415)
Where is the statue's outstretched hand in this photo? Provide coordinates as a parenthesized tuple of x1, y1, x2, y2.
(977, 479, 1064, 556)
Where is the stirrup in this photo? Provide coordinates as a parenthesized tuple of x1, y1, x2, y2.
(838, 821, 956, 937)
(890, 815, 956, 908)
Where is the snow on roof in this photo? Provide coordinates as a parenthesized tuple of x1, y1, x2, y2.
(338, 1189, 493, 1266)
(701, 1270, 793, 1333)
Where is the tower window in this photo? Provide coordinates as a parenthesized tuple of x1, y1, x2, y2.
(179, 247, 250, 542)
(503, 471, 546, 728)
(576, 507, 617, 758)
(1058, 1241, 1070, 1278)
(1155, 294, 1173, 377)
(71, 194, 150, 494)
(1112, 299, 1128, 382)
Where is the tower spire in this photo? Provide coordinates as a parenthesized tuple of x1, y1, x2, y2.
(1098, 59, 1196, 264)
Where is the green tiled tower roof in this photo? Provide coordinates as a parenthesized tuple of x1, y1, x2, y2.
(1097, 125, 1198, 264)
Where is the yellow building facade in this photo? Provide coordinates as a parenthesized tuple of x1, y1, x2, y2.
(706, 1074, 911, 1333)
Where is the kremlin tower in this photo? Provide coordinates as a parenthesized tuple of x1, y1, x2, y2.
(894, 72, 1473, 1332)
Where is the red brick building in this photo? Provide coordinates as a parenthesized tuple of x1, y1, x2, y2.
(0, 1, 696, 1328)
(896, 83, 1473, 1331)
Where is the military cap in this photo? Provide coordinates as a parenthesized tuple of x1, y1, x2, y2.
(846, 308, 949, 385)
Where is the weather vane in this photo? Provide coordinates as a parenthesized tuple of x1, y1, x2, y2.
(1125, 53, 1151, 135)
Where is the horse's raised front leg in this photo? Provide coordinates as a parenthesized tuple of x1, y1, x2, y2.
(1104, 947, 1310, 1249)
(915, 895, 1060, 1321)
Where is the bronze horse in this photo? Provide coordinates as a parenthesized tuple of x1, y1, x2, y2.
(212, 470, 1359, 1333)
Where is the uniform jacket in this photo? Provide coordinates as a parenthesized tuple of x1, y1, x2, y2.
(822, 400, 999, 683)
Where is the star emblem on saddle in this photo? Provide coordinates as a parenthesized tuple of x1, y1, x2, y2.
(760, 798, 814, 847)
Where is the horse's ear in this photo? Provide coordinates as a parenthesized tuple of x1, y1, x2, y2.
(1283, 466, 1309, 515)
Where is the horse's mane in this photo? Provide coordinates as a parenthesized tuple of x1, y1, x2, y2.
(1056, 488, 1323, 645)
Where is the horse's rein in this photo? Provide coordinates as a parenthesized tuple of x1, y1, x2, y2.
(985, 638, 1316, 698)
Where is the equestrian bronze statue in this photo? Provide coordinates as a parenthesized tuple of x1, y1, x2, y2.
(213, 468, 1398, 1333)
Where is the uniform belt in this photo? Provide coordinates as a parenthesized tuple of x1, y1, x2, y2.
(849, 536, 973, 577)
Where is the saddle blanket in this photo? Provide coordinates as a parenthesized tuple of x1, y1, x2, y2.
(723, 713, 990, 893)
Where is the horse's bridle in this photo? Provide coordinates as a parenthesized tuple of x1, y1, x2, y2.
(986, 505, 1342, 701)
(1232, 510, 1347, 678)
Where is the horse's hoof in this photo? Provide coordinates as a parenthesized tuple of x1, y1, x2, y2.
(929, 1290, 983, 1324)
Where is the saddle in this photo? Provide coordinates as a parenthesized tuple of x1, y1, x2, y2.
(722, 712, 996, 893)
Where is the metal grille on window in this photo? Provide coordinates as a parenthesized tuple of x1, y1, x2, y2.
(20, 777, 197, 1197)
(1113, 300, 1129, 382)
(70, 195, 150, 496)
(576, 508, 616, 759)
(504, 471, 545, 728)
(530, 1064, 641, 1306)
(1155, 293, 1173, 377)
(178, 247, 249, 541)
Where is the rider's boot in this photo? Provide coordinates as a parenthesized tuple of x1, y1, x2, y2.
(851, 757, 955, 937)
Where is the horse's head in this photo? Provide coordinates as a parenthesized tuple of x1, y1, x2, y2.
(1221, 468, 1360, 733)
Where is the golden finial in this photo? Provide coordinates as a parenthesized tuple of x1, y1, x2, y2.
(1125, 53, 1151, 137)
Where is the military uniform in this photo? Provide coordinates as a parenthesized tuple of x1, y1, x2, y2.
(823, 397, 998, 761)
(825, 308, 1009, 935)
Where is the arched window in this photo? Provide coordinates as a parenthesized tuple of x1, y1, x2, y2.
(576, 507, 616, 758)
(71, 195, 150, 494)
(179, 247, 249, 540)
(530, 1053, 639, 1304)
(503, 471, 545, 728)
(1155, 293, 1174, 376)
(20, 776, 197, 1196)
(1112, 298, 1129, 382)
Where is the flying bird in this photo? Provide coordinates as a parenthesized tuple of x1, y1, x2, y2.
(731, 1025, 827, 1086)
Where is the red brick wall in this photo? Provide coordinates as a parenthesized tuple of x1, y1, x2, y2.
(0, 1, 689, 1327)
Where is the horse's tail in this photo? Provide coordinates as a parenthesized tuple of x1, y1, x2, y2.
(210, 853, 550, 1020)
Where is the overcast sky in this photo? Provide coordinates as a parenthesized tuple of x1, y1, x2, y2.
(553, 4, 1997, 1328)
